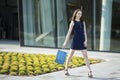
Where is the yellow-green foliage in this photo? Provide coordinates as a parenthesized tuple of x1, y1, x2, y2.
(19, 70, 26, 76)
(10, 65, 18, 72)
(10, 72, 17, 76)
(34, 69, 42, 75)
(43, 68, 50, 73)
(27, 66, 34, 72)
(0, 52, 101, 76)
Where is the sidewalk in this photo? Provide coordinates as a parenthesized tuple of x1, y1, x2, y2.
(0, 44, 120, 80)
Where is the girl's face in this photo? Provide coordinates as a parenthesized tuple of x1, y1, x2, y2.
(76, 11, 82, 19)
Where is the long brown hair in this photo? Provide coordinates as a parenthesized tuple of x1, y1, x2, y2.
(71, 9, 82, 21)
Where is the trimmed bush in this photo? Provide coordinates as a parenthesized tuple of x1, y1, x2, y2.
(43, 68, 50, 73)
(19, 70, 26, 76)
(0, 52, 102, 76)
(10, 72, 17, 76)
(34, 70, 42, 75)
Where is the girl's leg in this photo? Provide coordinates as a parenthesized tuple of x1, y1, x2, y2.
(81, 50, 93, 77)
(65, 49, 75, 75)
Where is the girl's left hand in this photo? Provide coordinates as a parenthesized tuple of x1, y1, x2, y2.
(62, 42, 67, 49)
(84, 41, 87, 47)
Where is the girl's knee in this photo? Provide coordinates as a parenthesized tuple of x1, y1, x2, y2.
(69, 49, 75, 55)
(81, 50, 88, 57)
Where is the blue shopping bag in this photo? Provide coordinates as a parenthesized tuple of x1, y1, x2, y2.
(55, 50, 67, 64)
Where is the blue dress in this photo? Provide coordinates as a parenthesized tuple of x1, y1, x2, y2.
(71, 20, 86, 50)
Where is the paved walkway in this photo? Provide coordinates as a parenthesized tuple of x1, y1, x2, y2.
(0, 43, 120, 80)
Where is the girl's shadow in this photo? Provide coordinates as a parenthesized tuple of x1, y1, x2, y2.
(69, 74, 83, 77)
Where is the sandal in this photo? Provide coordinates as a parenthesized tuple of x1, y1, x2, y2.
(88, 71, 93, 78)
(64, 69, 70, 76)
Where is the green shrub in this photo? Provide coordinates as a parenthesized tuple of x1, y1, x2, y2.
(40, 61, 46, 65)
(11, 62, 18, 66)
(0, 61, 3, 65)
(10, 66, 18, 72)
(43, 68, 50, 73)
(57, 66, 64, 70)
(50, 69, 56, 72)
(19, 67, 26, 71)
(27, 71, 34, 75)
(2, 64, 9, 70)
(0, 52, 101, 76)
(0, 69, 9, 74)
(41, 65, 49, 68)
(34, 70, 42, 75)
(19, 64, 25, 67)
(0, 65, 2, 70)
(34, 67, 41, 71)
(19, 70, 26, 76)
(10, 72, 17, 76)
(33, 63, 40, 67)
(27, 66, 34, 71)
(49, 64, 56, 70)
(26, 62, 33, 66)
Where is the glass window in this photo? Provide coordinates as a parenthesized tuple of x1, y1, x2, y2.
(22, 0, 56, 47)
(21, 0, 93, 49)
(99, 0, 113, 51)
(95, 0, 102, 50)
(97, 0, 120, 52)
(57, 0, 93, 50)
(20, 0, 120, 52)
(56, 0, 68, 48)
(111, 0, 120, 52)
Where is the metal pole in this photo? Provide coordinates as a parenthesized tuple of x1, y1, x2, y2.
(54, 0, 58, 48)
(93, 0, 96, 50)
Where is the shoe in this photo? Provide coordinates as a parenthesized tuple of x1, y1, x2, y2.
(64, 69, 70, 76)
(88, 71, 93, 78)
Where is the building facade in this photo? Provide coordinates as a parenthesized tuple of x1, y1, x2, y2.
(0, 0, 120, 52)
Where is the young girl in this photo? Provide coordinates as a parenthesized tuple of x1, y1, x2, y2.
(63, 9, 93, 78)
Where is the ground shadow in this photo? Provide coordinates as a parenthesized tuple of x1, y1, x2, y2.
(69, 74, 84, 77)
(68, 75, 117, 80)
(92, 77, 120, 80)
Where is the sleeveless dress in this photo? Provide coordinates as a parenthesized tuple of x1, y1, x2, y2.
(71, 20, 86, 50)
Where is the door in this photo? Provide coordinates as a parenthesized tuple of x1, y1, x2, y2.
(0, 0, 19, 40)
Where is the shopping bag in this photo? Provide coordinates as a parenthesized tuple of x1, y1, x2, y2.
(55, 50, 67, 64)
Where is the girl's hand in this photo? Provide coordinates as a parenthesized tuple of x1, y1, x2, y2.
(62, 42, 67, 49)
(84, 41, 87, 47)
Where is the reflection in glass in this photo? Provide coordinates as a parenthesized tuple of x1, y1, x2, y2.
(22, 0, 56, 47)
(110, 0, 120, 52)
(56, 0, 68, 48)
(64, 0, 93, 50)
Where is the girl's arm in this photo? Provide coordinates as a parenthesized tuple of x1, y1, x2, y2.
(83, 21, 87, 42)
(63, 21, 74, 48)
